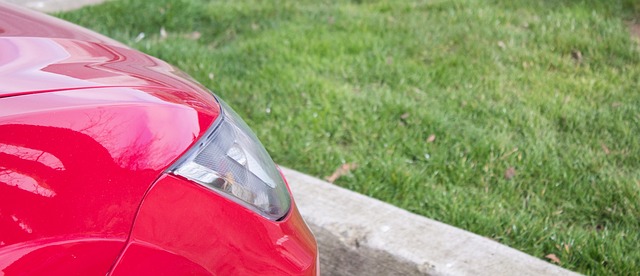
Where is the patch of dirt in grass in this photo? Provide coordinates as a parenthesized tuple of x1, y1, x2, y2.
(626, 21, 640, 42)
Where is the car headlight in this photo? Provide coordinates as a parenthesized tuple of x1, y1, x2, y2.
(170, 98, 291, 220)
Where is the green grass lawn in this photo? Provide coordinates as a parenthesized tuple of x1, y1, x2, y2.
(58, 0, 640, 274)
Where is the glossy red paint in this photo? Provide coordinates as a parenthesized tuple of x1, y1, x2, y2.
(0, 4, 211, 96)
(0, 87, 218, 274)
(0, 237, 123, 275)
(0, 36, 212, 98)
(112, 175, 318, 275)
(0, 2, 318, 275)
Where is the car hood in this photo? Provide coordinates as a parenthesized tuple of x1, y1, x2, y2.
(0, 3, 221, 272)
(0, 3, 208, 97)
(0, 36, 209, 97)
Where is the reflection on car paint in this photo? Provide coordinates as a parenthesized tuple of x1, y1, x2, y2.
(0, 87, 216, 274)
(0, 37, 212, 97)
(0, 143, 65, 170)
(0, 171, 56, 198)
(0, 2, 318, 274)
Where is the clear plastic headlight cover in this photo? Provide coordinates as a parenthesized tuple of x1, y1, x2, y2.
(170, 99, 291, 220)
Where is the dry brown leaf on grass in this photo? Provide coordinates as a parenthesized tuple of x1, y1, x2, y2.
(386, 57, 394, 65)
(571, 49, 583, 63)
(601, 142, 611, 155)
(183, 31, 201, 40)
(325, 163, 358, 183)
(626, 21, 640, 41)
(497, 40, 506, 50)
(504, 167, 516, 180)
(545, 253, 561, 264)
(399, 113, 410, 126)
(426, 134, 436, 143)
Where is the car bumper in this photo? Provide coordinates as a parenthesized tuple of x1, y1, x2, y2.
(110, 174, 318, 275)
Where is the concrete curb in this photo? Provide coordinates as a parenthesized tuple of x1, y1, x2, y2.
(283, 167, 580, 276)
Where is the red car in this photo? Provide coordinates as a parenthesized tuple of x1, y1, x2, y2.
(0, 3, 318, 275)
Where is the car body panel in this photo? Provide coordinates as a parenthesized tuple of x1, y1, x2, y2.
(0, 2, 318, 274)
(0, 87, 218, 274)
(0, 237, 123, 275)
(111, 174, 318, 275)
(0, 4, 211, 97)
(0, 36, 210, 98)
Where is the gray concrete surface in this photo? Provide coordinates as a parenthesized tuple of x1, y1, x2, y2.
(283, 167, 580, 276)
(3, 0, 581, 274)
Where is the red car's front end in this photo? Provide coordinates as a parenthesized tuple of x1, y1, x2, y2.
(0, 3, 318, 275)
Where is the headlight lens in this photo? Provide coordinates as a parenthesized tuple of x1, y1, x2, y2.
(170, 98, 291, 220)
